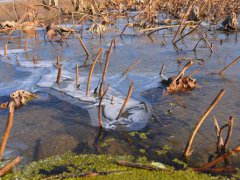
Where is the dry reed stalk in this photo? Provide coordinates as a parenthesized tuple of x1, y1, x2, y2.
(218, 55, 240, 74)
(202, 35, 214, 53)
(213, 115, 224, 148)
(193, 37, 204, 51)
(86, 49, 103, 96)
(99, 82, 103, 98)
(111, 95, 114, 105)
(120, 24, 128, 36)
(12, 1, 19, 21)
(147, 25, 179, 36)
(102, 40, 113, 86)
(4, 42, 8, 55)
(222, 116, 234, 151)
(202, 145, 240, 169)
(99, 50, 105, 64)
(116, 82, 133, 120)
(159, 64, 165, 76)
(194, 167, 237, 173)
(183, 89, 225, 157)
(173, 61, 193, 83)
(113, 37, 116, 47)
(77, 34, 90, 57)
(56, 55, 60, 67)
(8, 11, 29, 35)
(76, 63, 79, 87)
(0, 102, 15, 160)
(122, 60, 141, 76)
(56, 64, 62, 84)
(141, 25, 178, 33)
(174, 20, 202, 45)
(0, 156, 21, 177)
(98, 85, 109, 128)
(172, 1, 195, 43)
(72, 13, 75, 28)
(24, 34, 29, 51)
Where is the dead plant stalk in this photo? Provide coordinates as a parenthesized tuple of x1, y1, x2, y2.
(117, 83, 134, 120)
(102, 40, 113, 88)
(77, 34, 90, 57)
(219, 55, 240, 74)
(183, 89, 225, 157)
(98, 85, 109, 127)
(76, 63, 79, 87)
(0, 102, 15, 160)
(0, 156, 21, 177)
(4, 42, 8, 55)
(86, 49, 103, 96)
(56, 64, 62, 84)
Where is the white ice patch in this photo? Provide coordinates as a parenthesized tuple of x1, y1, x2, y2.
(0, 49, 151, 131)
(0, 48, 31, 56)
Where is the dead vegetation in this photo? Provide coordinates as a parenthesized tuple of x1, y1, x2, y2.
(0, 90, 37, 176)
(161, 61, 197, 93)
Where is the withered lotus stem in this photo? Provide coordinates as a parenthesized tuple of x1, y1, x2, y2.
(102, 40, 114, 87)
(24, 34, 29, 51)
(117, 83, 134, 120)
(77, 34, 90, 57)
(86, 49, 103, 96)
(76, 63, 79, 87)
(0, 102, 15, 160)
(4, 42, 7, 55)
(56, 64, 62, 84)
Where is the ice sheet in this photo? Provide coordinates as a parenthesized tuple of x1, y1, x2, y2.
(0, 47, 151, 130)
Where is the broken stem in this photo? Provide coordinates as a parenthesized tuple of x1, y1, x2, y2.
(4, 41, 8, 55)
(77, 34, 90, 57)
(222, 116, 234, 151)
(0, 102, 15, 160)
(24, 34, 29, 51)
(219, 55, 240, 74)
(86, 49, 102, 96)
(122, 59, 141, 76)
(56, 64, 62, 84)
(203, 145, 240, 169)
(117, 82, 134, 120)
(98, 85, 109, 127)
(0, 156, 21, 177)
(76, 63, 79, 87)
(183, 89, 225, 157)
(102, 40, 113, 88)
(214, 115, 224, 149)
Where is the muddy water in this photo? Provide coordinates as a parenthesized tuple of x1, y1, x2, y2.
(1, 19, 240, 168)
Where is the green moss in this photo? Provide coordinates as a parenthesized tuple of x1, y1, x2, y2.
(2, 152, 222, 180)
(155, 145, 172, 156)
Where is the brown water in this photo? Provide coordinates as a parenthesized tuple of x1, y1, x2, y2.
(0, 18, 240, 168)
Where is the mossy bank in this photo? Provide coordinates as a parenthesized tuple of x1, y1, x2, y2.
(1, 152, 225, 180)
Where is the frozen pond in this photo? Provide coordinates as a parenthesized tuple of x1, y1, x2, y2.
(1, 17, 240, 168)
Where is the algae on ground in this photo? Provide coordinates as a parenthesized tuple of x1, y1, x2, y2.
(2, 152, 221, 180)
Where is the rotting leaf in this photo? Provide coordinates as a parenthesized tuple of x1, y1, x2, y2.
(10, 90, 37, 108)
(162, 61, 197, 93)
